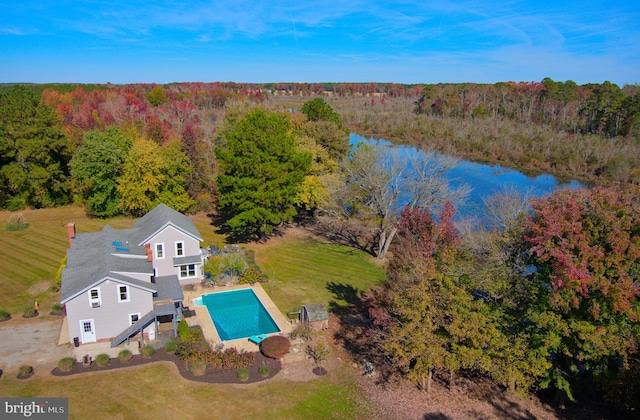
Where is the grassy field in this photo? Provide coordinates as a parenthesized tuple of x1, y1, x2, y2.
(0, 206, 386, 418)
(246, 235, 386, 315)
(0, 363, 371, 420)
(0, 206, 137, 316)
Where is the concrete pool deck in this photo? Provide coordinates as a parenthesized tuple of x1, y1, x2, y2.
(182, 283, 293, 353)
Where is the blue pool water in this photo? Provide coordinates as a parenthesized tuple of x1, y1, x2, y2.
(201, 289, 280, 341)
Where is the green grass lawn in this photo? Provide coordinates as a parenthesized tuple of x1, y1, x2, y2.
(247, 237, 386, 315)
(0, 206, 136, 316)
(0, 363, 372, 420)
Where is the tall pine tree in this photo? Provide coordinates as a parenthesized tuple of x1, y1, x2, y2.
(0, 85, 71, 209)
(216, 109, 311, 240)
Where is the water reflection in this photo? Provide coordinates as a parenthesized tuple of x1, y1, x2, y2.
(350, 133, 583, 224)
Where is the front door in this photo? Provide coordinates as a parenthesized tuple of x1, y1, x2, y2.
(80, 319, 96, 343)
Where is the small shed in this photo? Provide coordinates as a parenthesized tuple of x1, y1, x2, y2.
(300, 304, 328, 332)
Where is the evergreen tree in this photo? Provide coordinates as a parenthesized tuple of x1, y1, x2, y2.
(216, 109, 311, 239)
(0, 85, 71, 209)
(301, 97, 342, 128)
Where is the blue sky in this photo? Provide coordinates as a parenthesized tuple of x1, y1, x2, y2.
(1, 1, 638, 85)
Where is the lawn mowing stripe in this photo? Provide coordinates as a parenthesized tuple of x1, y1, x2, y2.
(0, 263, 53, 282)
(4, 241, 66, 259)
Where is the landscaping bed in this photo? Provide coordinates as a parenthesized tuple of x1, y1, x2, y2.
(51, 350, 281, 384)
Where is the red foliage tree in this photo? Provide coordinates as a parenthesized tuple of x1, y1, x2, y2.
(526, 187, 640, 319)
(524, 186, 640, 400)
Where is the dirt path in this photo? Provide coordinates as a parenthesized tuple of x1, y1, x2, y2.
(0, 318, 72, 373)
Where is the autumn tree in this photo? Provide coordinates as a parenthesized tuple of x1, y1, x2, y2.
(293, 130, 337, 212)
(117, 138, 193, 216)
(460, 190, 551, 392)
(157, 140, 195, 211)
(180, 123, 217, 211)
(70, 127, 132, 217)
(524, 186, 640, 399)
(0, 85, 72, 209)
(146, 86, 169, 107)
(373, 204, 503, 392)
(301, 120, 349, 161)
(216, 109, 311, 240)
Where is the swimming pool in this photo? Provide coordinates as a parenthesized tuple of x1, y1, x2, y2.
(199, 288, 280, 341)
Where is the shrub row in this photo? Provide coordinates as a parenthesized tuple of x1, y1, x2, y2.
(175, 342, 254, 370)
(58, 346, 151, 372)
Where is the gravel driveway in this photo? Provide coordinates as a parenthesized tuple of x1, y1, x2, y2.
(0, 318, 72, 371)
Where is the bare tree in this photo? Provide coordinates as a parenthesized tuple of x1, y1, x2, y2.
(461, 187, 532, 305)
(322, 141, 470, 260)
(482, 185, 533, 231)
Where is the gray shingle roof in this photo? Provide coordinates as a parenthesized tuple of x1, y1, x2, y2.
(60, 204, 202, 304)
(60, 225, 155, 303)
(154, 275, 184, 302)
(173, 255, 202, 266)
(134, 203, 202, 245)
(302, 303, 328, 322)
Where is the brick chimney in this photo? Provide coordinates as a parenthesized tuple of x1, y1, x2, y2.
(66, 222, 76, 248)
(145, 243, 153, 262)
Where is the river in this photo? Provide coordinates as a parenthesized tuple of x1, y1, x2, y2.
(350, 133, 584, 224)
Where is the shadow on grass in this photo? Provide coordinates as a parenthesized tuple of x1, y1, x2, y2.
(311, 218, 376, 257)
(326, 282, 360, 306)
(207, 213, 293, 244)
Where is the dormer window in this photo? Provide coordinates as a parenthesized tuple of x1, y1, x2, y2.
(155, 243, 164, 259)
(176, 241, 184, 257)
(118, 285, 130, 303)
(89, 288, 101, 308)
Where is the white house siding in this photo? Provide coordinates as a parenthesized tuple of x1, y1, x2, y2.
(147, 226, 202, 279)
(66, 279, 154, 344)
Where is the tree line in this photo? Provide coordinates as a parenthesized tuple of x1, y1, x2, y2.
(2, 78, 638, 214)
(414, 79, 640, 139)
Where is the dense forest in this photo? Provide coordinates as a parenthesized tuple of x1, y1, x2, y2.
(1, 80, 639, 410)
(1, 79, 639, 213)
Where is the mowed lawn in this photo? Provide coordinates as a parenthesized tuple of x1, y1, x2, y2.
(0, 363, 372, 420)
(246, 233, 387, 315)
(0, 206, 136, 315)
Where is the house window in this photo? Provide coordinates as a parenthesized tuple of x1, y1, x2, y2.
(89, 288, 101, 308)
(180, 264, 196, 278)
(155, 243, 164, 259)
(175, 241, 184, 257)
(118, 285, 130, 302)
(129, 313, 140, 325)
